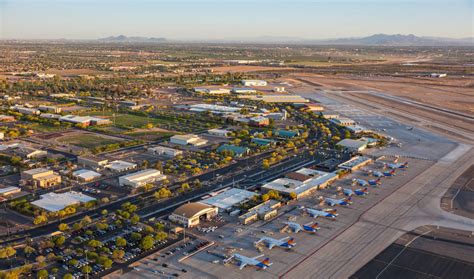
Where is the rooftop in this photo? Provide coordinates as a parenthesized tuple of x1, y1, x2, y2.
(31, 191, 96, 212)
(172, 202, 214, 218)
(202, 188, 256, 210)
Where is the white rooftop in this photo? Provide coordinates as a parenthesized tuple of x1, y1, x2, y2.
(106, 160, 137, 171)
(0, 186, 20, 194)
(72, 169, 101, 180)
(262, 168, 337, 195)
(31, 191, 96, 212)
(202, 188, 256, 210)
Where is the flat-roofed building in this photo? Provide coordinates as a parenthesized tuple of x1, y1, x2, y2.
(0, 115, 15, 122)
(17, 107, 41, 115)
(72, 169, 102, 182)
(147, 146, 183, 158)
(239, 95, 309, 103)
(208, 128, 231, 137)
(331, 117, 356, 126)
(13, 146, 47, 159)
(274, 129, 300, 138)
(336, 139, 368, 152)
(338, 156, 373, 171)
(231, 88, 257, 94)
(249, 116, 270, 127)
(77, 156, 109, 170)
(239, 200, 281, 225)
(118, 169, 167, 188)
(31, 191, 96, 212)
(106, 160, 137, 172)
(188, 104, 241, 114)
(241, 80, 267, 86)
(320, 112, 340, 119)
(21, 168, 62, 188)
(39, 105, 62, 113)
(170, 134, 208, 147)
(262, 168, 338, 198)
(202, 188, 256, 211)
(216, 144, 249, 157)
(169, 202, 218, 227)
(0, 186, 21, 197)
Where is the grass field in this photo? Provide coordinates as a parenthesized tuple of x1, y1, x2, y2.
(125, 130, 175, 141)
(80, 111, 166, 128)
(59, 134, 122, 148)
(29, 123, 65, 132)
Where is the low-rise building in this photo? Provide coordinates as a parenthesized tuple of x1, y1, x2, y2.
(188, 104, 241, 114)
(330, 117, 356, 126)
(77, 156, 109, 170)
(249, 116, 270, 127)
(13, 146, 47, 159)
(169, 202, 218, 227)
(118, 169, 167, 188)
(239, 95, 309, 103)
(39, 105, 62, 113)
(336, 139, 368, 152)
(16, 107, 41, 115)
(274, 129, 300, 138)
(338, 156, 373, 172)
(261, 168, 338, 198)
(193, 88, 230, 95)
(302, 103, 325, 112)
(21, 168, 62, 188)
(241, 80, 267, 86)
(0, 115, 15, 122)
(217, 144, 249, 157)
(320, 112, 340, 119)
(208, 128, 231, 137)
(147, 146, 183, 158)
(31, 191, 96, 212)
(231, 88, 257, 94)
(170, 134, 208, 147)
(239, 200, 281, 225)
(106, 160, 137, 172)
(0, 186, 21, 197)
(72, 169, 102, 182)
(251, 138, 275, 146)
(202, 188, 256, 211)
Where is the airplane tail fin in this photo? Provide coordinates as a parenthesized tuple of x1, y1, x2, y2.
(363, 187, 368, 192)
(311, 223, 319, 229)
(262, 258, 270, 265)
(287, 238, 295, 245)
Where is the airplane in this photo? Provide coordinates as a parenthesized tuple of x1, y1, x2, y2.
(383, 169, 396, 177)
(353, 178, 369, 187)
(320, 196, 352, 206)
(368, 178, 382, 186)
(255, 236, 296, 250)
(299, 206, 338, 219)
(373, 171, 384, 178)
(343, 187, 368, 197)
(386, 161, 408, 169)
(225, 253, 273, 270)
(284, 221, 320, 233)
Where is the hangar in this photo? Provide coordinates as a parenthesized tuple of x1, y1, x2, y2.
(169, 202, 218, 227)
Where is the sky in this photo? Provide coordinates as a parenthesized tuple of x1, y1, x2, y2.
(0, 0, 472, 40)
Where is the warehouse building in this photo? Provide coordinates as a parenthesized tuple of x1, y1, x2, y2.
(336, 139, 368, 152)
(118, 169, 167, 188)
(274, 129, 300, 138)
(217, 144, 249, 157)
(249, 116, 270, 127)
(251, 138, 275, 146)
(231, 88, 257, 94)
(106, 160, 137, 172)
(169, 202, 218, 227)
(31, 191, 96, 212)
(208, 128, 231, 137)
(193, 88, 230, 95)
(39, 105, 62, 113)
(170, 134, 208, 147)
(72, 169, 102, 182)
(21, 168, 62, 188)
(16, 107, 41, 115)
(261, 168, 338, 198)
(147, 146, 183, 158)
(188, 104, 240, 114)
(202, 188, 256, 211)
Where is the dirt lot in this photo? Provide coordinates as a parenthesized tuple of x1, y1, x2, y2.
(290, 73, 474, 114)
(209, 65, 293, 73)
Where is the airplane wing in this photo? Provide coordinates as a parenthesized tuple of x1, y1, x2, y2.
(252, 254, 265, 260)
(239, 262, 247, 270)
(268, 242, 275, 249)
(279, 236, 290, 242)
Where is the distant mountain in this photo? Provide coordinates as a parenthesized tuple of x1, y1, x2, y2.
(98, 35, 166, 42)
(311, 34, 473, 46)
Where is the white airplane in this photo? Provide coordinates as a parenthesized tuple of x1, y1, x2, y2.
(225, 253, 273, 270)
(386, 161, 408, 169)
(353, 178, 381, 187)
(320, 196, 352, 206)
(255, 236, 296, 249)
(342, 187, 369, 197)
(284, 221, 320, 233)
(373, 171, 384, 178)
(299, 206, 338, 219)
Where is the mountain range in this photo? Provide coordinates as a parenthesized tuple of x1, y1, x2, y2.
(98, 35, 166, 42)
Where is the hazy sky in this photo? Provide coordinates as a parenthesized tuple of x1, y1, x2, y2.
(0, 0, 472, 40)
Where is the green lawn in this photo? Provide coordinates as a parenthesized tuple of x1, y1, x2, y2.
(29, 123, 65, 132)
(80, 111, 166, 128)
(59, 134, 122, 148)
(125, 130, 175, 141)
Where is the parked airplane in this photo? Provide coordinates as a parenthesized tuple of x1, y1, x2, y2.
(225, 253, 273, 270)
(383, 169, 396, 177)
(353, 178, 369, 187)
(255, 236, 296, 249)
(284, 221, 320, 233)
(386, 161, 408, 169)
(299, 206, 338, 219)
(342, 187, 368, 197)
(368, 178, 382, 186)
(320, 196, 352, 206)
(373, 171, 384, 178)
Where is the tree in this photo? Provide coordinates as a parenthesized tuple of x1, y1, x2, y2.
(63, 274, 73, 279)
(81, 265, 92, 274)
(115, 237, 127, 247)
(23, 245, 36, 257)
(155, 231, 168, 242)
(112, 249, 125, 260)
(130, 232, 142, 241)
(53, 235, 66, 247)
(101, 209, 108, 216)
(33, 214, 48, 225)
(58, 223, 69, 231)
(37, 270, 48, 279)
(181, 183, 190, 192)
(289, 192, 297, 200)
(154, 187, 172, 199)
(0, 246, 16, 259)
(87, 239, 103, 248)
(140, 235, 155, 250)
